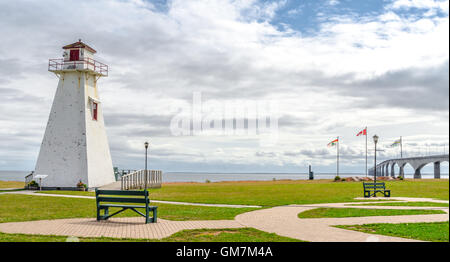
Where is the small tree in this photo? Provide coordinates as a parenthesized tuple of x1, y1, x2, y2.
(27, 180, 39, 188)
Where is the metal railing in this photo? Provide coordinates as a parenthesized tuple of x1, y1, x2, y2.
(121, 170, 162, 190)
(114, 169, 137, 181)
(48, 58, 108, 76)
(25, 172, 34, 188)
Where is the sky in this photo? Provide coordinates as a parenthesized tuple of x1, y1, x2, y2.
(0, 0, 448, 174)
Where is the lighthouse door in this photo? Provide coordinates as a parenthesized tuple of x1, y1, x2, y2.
(69, 49, 79, 61)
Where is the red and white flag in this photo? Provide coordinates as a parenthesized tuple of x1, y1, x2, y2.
(356, 128, 367, 136)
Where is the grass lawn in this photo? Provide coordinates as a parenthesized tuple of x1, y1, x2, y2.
(297, 207, 445, 219)
(348, 201, 449, 207)
(336, 222, 449, 242)
(0, 228, 302, 242)
(0, 181, 24, 189)
(0, 194, 258, 223)
(38, 179, 449, 206)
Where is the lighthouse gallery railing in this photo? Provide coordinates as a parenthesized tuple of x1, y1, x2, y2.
(121, 170, 162, 190)
(48, 58, 108, 76)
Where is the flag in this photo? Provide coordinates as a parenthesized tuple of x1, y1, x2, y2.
(356, 128, 367, 136)
(327, 138, 339, 147)
(390, 139, 401, 147)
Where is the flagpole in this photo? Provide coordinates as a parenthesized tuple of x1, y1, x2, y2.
(337, 136, 339, 177)
(400, 136, 403, 158)
(365, 127, 368, 177)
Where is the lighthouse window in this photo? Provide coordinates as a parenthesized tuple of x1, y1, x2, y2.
(92, 102, 98, 121)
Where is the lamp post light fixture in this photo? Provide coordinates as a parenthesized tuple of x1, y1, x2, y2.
(373, 135, 379, 186)
(144, 141, 149, 189)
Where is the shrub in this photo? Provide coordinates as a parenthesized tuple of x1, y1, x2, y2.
(334, 176, 341, 182)
(76, 180, 86, 188)
(205, 179, 211, 183)
(27, 180, 39, 187)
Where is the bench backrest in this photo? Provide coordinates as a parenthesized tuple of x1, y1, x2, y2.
(363, 182, 386, 189)
(95, 189, 149, 205)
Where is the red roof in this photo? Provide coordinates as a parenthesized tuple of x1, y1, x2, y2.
(62, 40, 96, 54)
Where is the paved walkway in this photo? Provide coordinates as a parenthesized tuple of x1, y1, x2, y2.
(99, 181, 122, 190)
(0, 194, 448, 242)
(235, 202, 449, 242)
(0, 217, 244, 239)
(354, 196, 449, 203)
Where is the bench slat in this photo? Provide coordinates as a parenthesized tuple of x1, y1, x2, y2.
(99, 204, 157, 209)
(363, 182, 385, 186)
(97, 197, 148, 204)
(96, 190, 147, 196)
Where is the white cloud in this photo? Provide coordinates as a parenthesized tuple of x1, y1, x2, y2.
(328, 0, 340, 6)
(0, 0, 448, 172)
(389, 0, 449, 14)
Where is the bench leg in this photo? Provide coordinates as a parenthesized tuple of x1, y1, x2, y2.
(364, 190, 370, 198)
(101, 207, 109, 220)
(145, 208, 157, 223)
(152, 208, 157, 223)
(385, 190, 391, 197)
(97, 207, 109, 221)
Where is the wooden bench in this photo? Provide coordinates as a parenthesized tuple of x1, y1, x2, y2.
(363, 182, 390, 198)
(95, 189, 157, 224)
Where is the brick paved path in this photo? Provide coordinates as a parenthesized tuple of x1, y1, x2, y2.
(0, 217, 244, 239)
(235, 203, 449, 242)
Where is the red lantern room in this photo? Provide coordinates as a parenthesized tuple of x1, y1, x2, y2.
(48, 39, 108, 76)
(62, 39, 97, 62)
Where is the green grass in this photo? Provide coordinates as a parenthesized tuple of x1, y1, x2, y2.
(158, 228, 304, 242)
(0, 194, 257, 223)
(0, 189, 24, 193)
(0, 181, 24, 189)
(348, 201, 449, 207)
(336, 222, 449, 242)
(39, 190, 95, 196)
(297, 207, 445, 219)
(39, 179, 449, 206)
(0, 228, 303, 242)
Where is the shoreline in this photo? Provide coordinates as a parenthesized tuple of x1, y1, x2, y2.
(2, 177, 449, 187)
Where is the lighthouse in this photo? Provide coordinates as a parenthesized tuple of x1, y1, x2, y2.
(35, 40, 115, 189)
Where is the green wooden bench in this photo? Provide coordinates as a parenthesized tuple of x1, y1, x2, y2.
(363, 182, 390, 198)
(95, 189, 157, 224)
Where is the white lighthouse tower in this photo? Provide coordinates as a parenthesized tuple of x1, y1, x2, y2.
(35, 40, 115, 189)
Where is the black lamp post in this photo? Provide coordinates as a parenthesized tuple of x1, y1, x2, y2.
(144, 141, 149, 189)
(373, 134, 379, 186)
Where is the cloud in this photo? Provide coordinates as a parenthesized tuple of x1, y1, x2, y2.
(389, 0, 449, 14)
(0, 0, 448, 172)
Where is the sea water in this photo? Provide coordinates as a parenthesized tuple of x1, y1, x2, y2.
(1, 170, 447, 183)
